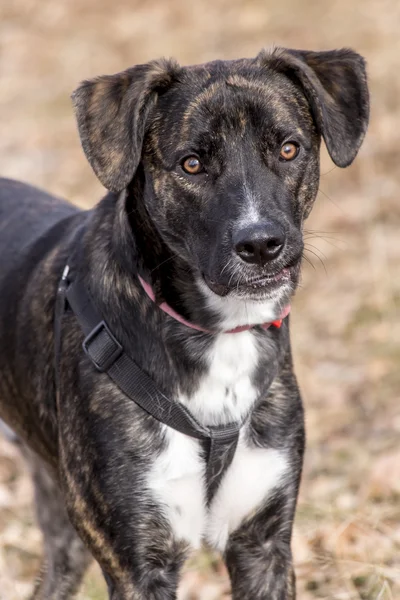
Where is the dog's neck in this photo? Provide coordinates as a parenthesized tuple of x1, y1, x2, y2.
(83, 189, 217, 331)
(123, 184, 225, 331)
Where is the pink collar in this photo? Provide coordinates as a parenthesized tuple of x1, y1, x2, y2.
(138, 276, 290, 334)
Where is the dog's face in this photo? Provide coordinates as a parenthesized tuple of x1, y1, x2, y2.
(73, 49, 369, 323)
(140, 64, 320, 304)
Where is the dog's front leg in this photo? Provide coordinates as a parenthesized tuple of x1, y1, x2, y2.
(57, 382, 189, 600)
(225, 485, 299, 600)
(225, 496, 297, 599)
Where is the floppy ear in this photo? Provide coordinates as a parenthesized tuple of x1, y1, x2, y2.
(72, 59, 181, 192)
(259, 48, 369, 167)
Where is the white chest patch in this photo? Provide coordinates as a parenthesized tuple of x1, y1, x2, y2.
(146, 330, 289, 551)
(179, 331, 259, 425)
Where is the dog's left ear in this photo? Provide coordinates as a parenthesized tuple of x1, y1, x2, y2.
(72, 59, 181, 192)
(260, 48, 369, 167)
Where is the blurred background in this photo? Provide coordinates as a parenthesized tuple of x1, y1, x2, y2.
(0, 0, 399, 598)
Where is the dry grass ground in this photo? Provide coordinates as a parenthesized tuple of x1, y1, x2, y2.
(0, 0, 399, 598)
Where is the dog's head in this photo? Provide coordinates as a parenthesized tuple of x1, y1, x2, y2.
(73, 48, 369, 329)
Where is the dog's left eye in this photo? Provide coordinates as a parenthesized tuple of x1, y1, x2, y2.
(181, 156, 204, 175)
(279, 142, 300, 161)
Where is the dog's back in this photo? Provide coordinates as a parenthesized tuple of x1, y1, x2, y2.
(0, 178, 82, 459)
(0, 178, 79, 278)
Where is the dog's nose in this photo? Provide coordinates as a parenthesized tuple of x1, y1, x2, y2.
(233, 222, 285, 265)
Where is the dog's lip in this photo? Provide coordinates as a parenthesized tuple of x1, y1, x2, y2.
(203, 267, 292, 297)
(245, 268, 291, 287)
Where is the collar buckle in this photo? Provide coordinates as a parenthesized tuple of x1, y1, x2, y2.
(83, 320, 123, 372)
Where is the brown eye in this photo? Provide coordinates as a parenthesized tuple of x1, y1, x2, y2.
(182, 156, 203, 174)
(279, 142, 299, 161)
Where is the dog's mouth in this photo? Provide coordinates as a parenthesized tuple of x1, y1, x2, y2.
(203, 264, 299, 298)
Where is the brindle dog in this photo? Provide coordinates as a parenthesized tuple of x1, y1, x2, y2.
(0, 47, 369, 599)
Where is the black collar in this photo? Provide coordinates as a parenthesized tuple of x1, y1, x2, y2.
(54, 248, 244, 503)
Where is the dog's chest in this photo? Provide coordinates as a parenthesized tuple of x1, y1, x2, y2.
(180, 331, 260, 425)
(147, 332, 288, 550)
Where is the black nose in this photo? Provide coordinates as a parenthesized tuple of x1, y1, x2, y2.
(233, 222, 286, 265)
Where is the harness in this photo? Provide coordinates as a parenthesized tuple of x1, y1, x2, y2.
(54, 236, 287, 503)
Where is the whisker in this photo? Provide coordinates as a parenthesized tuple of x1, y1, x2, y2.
(219, 257, 235, 278)
(317, 187, 345, 214)
(304, 228, 342, 237)
(303, 247, 327, 275)
(228, 267, 238, 288)
(304, 233, 343, 242)
(303, 230, 346, 250)
(125, 206, 141, 218)
(302, 253, 316, 271)
(150, 255, 177, 272)
(304, 243, 328, 261)
(321, 165, 337, 176)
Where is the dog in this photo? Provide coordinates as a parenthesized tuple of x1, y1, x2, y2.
(0, 47, 369, 600)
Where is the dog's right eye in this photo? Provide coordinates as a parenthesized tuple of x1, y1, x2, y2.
(279, 142, 300, 162)
(181, 156, 204, 175)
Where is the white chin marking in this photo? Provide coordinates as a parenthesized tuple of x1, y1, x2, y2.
(197, 278, 288, 330)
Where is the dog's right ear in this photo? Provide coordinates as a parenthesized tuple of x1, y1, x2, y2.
(72, 59, 181, 192)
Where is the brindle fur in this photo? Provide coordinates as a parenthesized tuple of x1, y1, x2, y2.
(0, 48, 369, 599)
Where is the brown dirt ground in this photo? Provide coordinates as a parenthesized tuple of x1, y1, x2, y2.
(0, 0, 399, 598)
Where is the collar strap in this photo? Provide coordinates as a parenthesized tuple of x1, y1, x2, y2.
(55, 267, 242, 503)
(138, 276, 290, 334)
